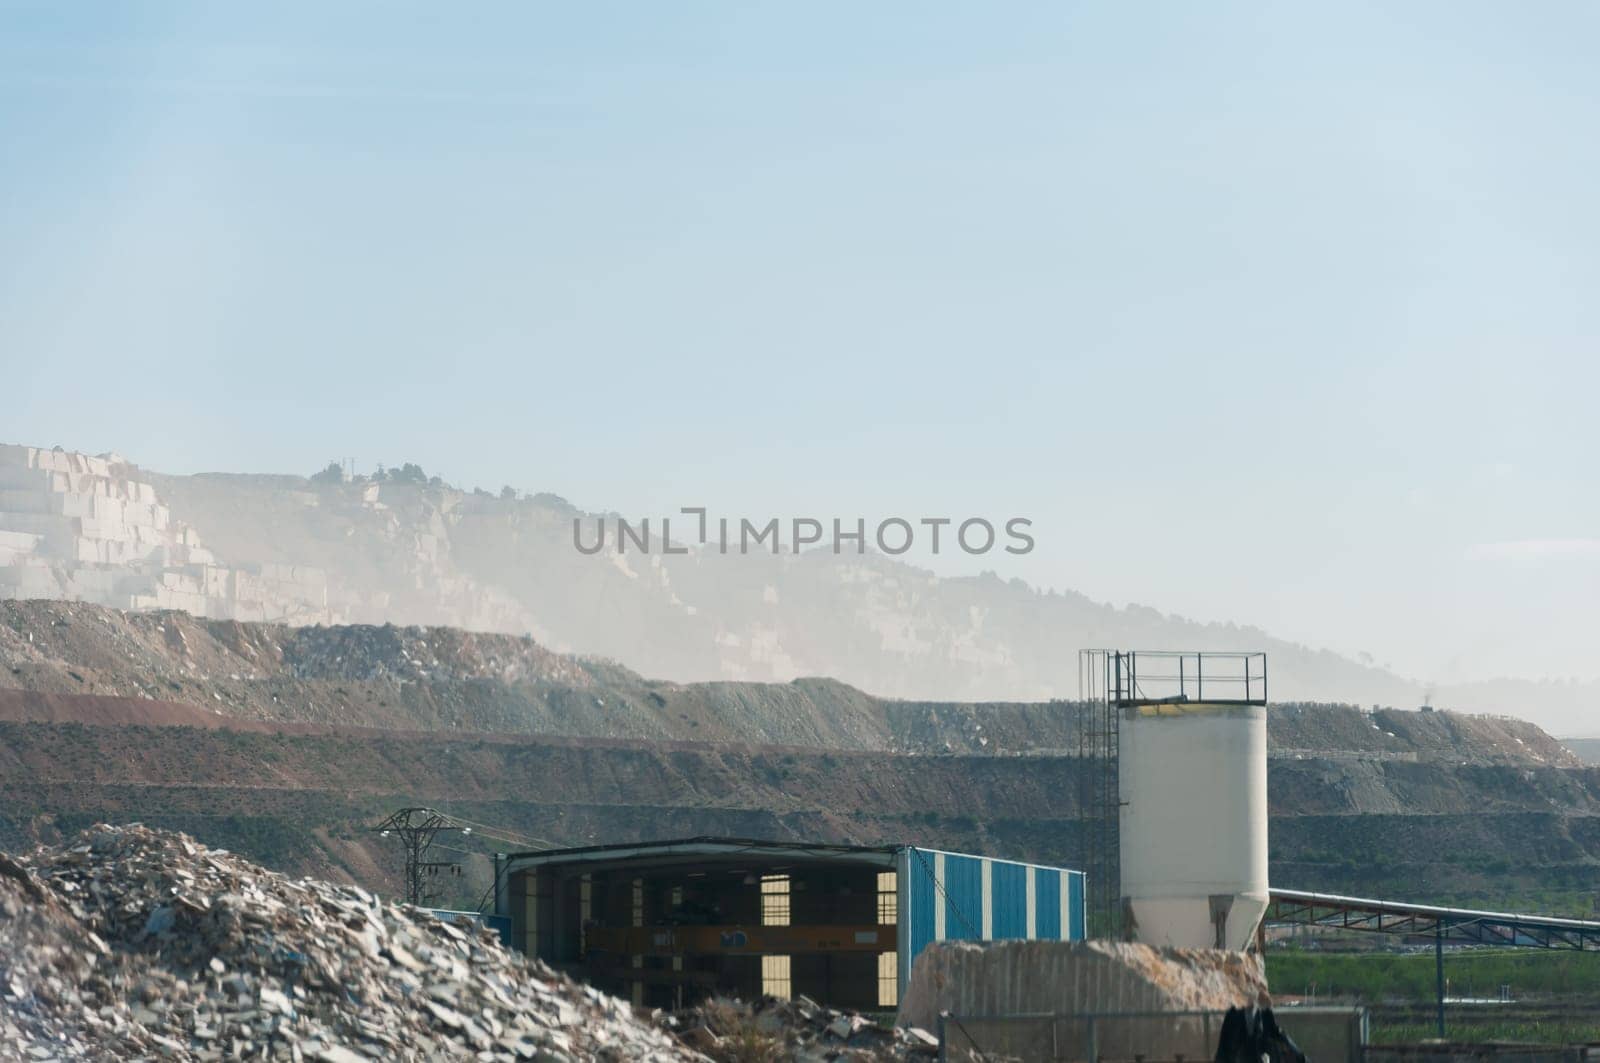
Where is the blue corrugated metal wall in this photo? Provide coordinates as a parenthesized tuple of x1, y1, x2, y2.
(992, 861, 1027, 938)
(1034, 867, 1062, 939)
(900, 848, 1086, 997)
(942, 853, 983, 940)
(907, 848, 938, 965)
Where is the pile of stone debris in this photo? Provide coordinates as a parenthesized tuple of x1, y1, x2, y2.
(659, 995, 939, 1062)
(0, 824, 699, 1061)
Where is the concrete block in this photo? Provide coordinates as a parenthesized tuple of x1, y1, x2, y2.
(203, 567, 232, 597)
(0, 466, 58, 491)
(0, 564, 64, 597)
(0, 529, 41, 552)
(0, 511, 66, 536)
(898, 940, 1266, 1034)
(0, 489, 52, 514)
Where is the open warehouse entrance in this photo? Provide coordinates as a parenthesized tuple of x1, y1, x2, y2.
(496, 837, 1084, 1012)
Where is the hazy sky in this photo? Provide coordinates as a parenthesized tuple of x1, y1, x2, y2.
(3, 3, 1597, 686)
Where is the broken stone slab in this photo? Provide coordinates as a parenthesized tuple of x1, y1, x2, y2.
(1, 823, 706, 1062)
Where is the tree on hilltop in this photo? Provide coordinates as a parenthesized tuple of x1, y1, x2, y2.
(310, 461, 344, 485)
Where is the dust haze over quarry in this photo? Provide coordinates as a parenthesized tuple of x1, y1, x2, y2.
(1, 597, 1598, 919)
(0, 597, 1577, 766)
(0, 443, 1595, 734)
(6, 449, 1596, 936)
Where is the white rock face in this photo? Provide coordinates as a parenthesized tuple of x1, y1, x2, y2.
(0, 444, 335, 624)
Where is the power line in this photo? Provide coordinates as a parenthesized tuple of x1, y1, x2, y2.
(440, 814, 558, 850)
(369, 807, 558, 909)
(368, 807, 470, 906)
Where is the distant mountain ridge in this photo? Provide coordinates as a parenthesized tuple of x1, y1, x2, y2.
(0, 443, 1592, 730)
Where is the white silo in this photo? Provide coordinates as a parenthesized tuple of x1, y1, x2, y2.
(1118, 700, 1268, 950)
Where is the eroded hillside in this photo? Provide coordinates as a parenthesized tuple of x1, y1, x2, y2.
(0, 600, 1575, 765)
(1, 714, 1596, 913)
(0, 600, 1593, 913)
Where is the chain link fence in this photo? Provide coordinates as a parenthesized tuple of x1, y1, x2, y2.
(937, 1007, 1367, 1063)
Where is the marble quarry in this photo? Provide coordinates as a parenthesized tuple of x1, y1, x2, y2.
(0, 445, 335, 624)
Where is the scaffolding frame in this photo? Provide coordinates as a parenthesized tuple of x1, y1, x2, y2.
(1076, 650, 1121, 939)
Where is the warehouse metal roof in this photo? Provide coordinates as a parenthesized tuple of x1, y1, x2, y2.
(503, 836, 901, 873)
(501, 836, 1086, 878)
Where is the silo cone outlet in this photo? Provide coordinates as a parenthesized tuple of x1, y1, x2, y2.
(1118, 702, 1269, 952)
(1120, 891, 1271, 951)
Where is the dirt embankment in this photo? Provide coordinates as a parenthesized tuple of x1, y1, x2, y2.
(0, 689, 230, 728)
(1, 600, 1575, 766)
(3, 712, 1600, 908)
(1269, 702, 1575, 766)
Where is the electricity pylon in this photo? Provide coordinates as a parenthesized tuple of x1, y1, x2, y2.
(368, 807, 472, 906)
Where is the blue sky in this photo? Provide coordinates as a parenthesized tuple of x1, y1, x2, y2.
(2, 2, 1597, 684)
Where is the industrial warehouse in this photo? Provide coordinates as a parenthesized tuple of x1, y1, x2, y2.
(477, 652, 1275, 1019)
(10, 643, 1600, 1057)
(492, 837, 1085, 1011)
(462, 649, 1600, 1058)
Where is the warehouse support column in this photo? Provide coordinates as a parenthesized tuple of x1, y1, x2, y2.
(1435, 920, 1445, 1039)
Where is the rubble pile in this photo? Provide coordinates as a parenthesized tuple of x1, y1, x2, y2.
(275, 623, 598, 687)
(659, 996, 938, 1062)
(0, 597, 613, 729)
(0, 825, 698, 1061)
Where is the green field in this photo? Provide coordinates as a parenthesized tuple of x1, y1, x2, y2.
(1269, 947, 1600, 1044)
(1268, 946, 1600, 1001)
(1367, 1021, 1600, 1046)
